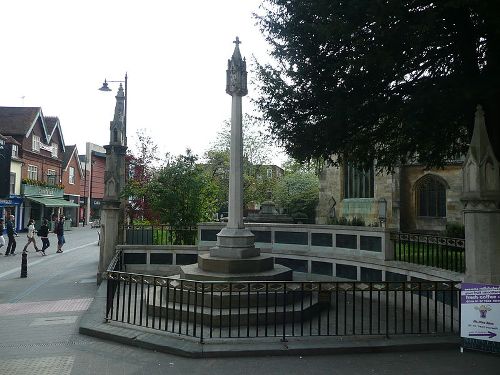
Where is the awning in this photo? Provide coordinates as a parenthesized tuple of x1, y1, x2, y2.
(26, 196, 79, 207)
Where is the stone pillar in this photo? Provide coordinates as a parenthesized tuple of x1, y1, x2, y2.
(210, 37, 259, 260)
(179, 38, 291, 281)
(461, 105, 500, 284)
(97, 84, 127, 283)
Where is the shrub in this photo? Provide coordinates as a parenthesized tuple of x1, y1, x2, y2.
(443, 222, 465, 238)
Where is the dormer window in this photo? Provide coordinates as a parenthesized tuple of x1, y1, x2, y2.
(12, 144, 18, 158)
(51, 143, 58, 158)
(32, 135, 40, 151)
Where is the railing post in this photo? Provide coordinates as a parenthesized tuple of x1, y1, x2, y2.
(384, 229, 395, 260)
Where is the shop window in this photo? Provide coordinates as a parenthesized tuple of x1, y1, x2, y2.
(47, 169, 57, 185)
(10, 173, 15, 194)
(27, 165, 38, 180)
(415, 175, 447, 217)
(32, 135, 40, 152)
(69, 166, 75, 184)
(343, 163, 374, 198)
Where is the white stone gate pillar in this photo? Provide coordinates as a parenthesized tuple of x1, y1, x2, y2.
(461, 105, 500, 283)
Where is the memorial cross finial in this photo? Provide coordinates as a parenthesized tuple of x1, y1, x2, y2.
(233, 36, 241, 46)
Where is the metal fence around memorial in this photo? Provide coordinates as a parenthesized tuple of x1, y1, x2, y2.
(123, 225, 198, 246)
(391, 232, 465, 273)
(103, 252, 461, 343)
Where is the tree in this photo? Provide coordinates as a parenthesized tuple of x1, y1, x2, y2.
(255, 1, 500, 170)
(202, 115, 278, 212)
(147, 150, 218, 230)
(125, 129, 160, 221)
(273, 171, 319, 223)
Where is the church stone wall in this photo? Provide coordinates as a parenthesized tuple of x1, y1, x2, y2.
(317, 163, 463, 233)
(400, 164, 463, 232)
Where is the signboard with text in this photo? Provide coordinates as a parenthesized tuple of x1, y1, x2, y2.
(461, 283, 500, 353)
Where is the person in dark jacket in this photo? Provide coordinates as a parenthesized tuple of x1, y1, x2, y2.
(4, 215, 17, 256)
(39, 219, 49, 256)
(55, 215, 65, 253)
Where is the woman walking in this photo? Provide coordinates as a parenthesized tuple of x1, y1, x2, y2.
(23, 219, 40, 253)
(38, 219, 49, 256)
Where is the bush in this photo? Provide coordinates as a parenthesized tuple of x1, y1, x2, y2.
(328, 216, 366, 226)
(350, 216, 365, 226)
(443, 222, 465, 238)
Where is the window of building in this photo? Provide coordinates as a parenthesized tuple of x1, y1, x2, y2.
(32, 135, 40, 151)
(51, 143, 58, 158)
(27, 165, 38, 180)
(415, 175, 447, 217)
(267, 168, 273, 178)
(11, 144, 18, 158)
(343, 163, 374, 198)
(47, 169, 57, 185)
(69, 166, 75, 184)
(10, 173, 15, 194)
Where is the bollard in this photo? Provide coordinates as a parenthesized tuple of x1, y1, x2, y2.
(20, 251, 27, 278)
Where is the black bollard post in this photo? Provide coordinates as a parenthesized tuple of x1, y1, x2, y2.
(20, 251, 27, 278)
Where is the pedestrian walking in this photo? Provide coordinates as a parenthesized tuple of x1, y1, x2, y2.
(23, 219, 40, 253)
(38, 219, 49, 256)
(55, 215, 65, 253)
(4, 215, 17, 256)
(0, 218, 5, 249)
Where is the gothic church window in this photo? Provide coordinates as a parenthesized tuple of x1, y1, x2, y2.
(343, 164, 374, 198)
(415, 175, 446, 217)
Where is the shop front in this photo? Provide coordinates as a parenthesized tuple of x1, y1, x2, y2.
(0, 196, 24, 232)
(22, 183, 78, 230)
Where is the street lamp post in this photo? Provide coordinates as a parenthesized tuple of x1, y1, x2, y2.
(99, 73, 128, 146)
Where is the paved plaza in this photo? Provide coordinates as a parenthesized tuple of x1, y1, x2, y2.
(0, 226, 498, 374)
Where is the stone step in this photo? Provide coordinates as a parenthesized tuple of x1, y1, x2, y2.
(152, 286, 317, 309)
(148, 293, 325, 327)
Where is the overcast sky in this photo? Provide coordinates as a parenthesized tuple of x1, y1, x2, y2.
(0, 0, 285, 164)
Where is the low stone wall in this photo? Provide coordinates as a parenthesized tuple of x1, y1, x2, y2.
(117, 241, 463, 283)
(198, 222, 394, 261)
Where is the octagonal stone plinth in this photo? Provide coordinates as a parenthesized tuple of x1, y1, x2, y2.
(198, 253, 274, 274)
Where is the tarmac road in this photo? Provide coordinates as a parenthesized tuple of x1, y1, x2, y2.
(0, 226, 498, 374)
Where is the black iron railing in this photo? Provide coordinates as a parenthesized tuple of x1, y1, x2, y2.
(123, 225, 197, 246)
(103, 267, 460, 343)
(392, 233, 465, 273)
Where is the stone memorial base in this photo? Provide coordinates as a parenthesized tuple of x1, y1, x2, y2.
(180, 227, 292, 282)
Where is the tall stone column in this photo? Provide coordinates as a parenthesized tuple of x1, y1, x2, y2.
(97, 84, 127, 283)
(180, 38, 291, 281)
(209, 37, 259, 260)
(461, 105, 500, 284)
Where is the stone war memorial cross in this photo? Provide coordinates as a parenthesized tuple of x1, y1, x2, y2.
(180, 38, 291, 281)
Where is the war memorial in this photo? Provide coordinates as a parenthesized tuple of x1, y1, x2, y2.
(80, 38, 500, 357)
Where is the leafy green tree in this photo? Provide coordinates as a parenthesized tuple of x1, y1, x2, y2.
(147, 151, 218, 232)
(255, 1, 500, 170)
(203, 115, 278, 211)
(273, 171, 319, 223)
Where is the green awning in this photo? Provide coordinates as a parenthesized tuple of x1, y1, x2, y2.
(26, 196, 79, 207)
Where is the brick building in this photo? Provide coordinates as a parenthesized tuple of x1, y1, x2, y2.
(0, 107, 78, 229)
(80, 142, 106, 225)
(62, 145, 83, 226)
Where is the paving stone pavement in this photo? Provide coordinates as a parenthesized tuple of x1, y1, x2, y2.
(0, 226, 499, 374)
